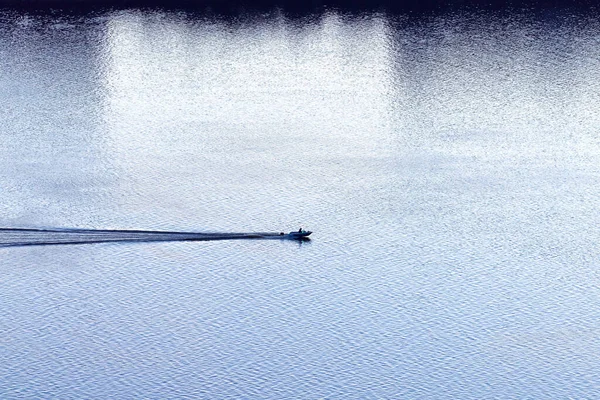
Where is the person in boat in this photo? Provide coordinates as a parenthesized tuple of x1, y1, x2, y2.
(298, 228, 303, 233)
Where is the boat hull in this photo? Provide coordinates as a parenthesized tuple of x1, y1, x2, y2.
(288, 231, 312, 239)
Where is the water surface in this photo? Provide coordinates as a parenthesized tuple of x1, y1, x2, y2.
(1, 6, 600, 398)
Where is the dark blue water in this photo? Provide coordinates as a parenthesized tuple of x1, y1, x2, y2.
(1, 6, 600, 398)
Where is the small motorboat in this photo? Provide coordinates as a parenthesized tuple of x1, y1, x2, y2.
(288, 229, 312, 238)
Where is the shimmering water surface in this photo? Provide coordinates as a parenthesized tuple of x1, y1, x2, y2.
(2, 6, 600, 398)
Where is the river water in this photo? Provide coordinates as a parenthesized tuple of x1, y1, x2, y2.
(1, 5, 600, 398)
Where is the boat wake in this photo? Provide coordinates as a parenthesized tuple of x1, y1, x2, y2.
(0, 228, 310, 247)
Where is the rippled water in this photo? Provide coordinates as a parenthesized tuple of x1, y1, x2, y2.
(2, 6, 600, 398)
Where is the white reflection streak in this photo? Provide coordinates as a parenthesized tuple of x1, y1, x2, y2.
(100, 11, 394, 143)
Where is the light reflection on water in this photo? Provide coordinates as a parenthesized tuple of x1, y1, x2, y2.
(1, 7, 600, 398)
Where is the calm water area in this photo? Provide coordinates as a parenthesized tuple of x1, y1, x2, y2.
(1, 4, 600, 398)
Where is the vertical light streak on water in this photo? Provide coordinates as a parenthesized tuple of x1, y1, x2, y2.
(98, 10, 395, 230)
